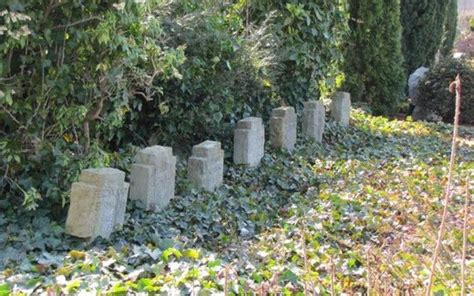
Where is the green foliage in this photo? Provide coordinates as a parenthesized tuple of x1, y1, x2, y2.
(400, 0, 449, 74)
(124, 1, 279, 149)
(1, 110, 472, 294)
(0, 0, 184, 210)
(417, 57, 474, 125)
(1, 0, 349, 210)
(440, 0, 458, 56)
(248, 0, 349, 106)
(470, 17, 474, 31)
(342, 0, 406, 115)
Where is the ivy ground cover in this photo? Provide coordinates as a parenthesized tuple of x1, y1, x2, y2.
(0, 109, 473, 295)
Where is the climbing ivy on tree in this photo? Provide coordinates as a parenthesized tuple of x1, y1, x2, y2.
(342, 0, 406, 115)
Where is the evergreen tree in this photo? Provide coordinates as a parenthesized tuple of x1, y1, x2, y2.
(342, 0, 406, 115)
(440, 0, 458, 56)
(400, 0, 449, 74)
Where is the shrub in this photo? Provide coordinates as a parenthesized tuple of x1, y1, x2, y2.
(401, 0, 449, 74)
(342, 0, 406, 115)
(417, 57, 474, 125)
(470, 17, 474, 31)
(121, 1, 279, 151)
(248, 0, 349, 106)
(0, 1, 185, 211)
(0, 0, 349, 211)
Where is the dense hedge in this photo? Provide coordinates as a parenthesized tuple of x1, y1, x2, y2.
(342, 0, 406, 115)
(0, 0, 348, 211)
(417, 57, 474, 125)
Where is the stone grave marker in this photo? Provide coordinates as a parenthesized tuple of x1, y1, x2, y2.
(302, 100, 325, 143)
(129, 146, 176, 211)
(233, 117, 265, 167)
(65, 168, 128, 239)
(188, 140, 224, 191)
(269, 106, 297, 151)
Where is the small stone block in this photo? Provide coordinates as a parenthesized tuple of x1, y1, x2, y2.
(234, 117, 265, 167)
(65, 168, 128, 240)
(269, 106, 297, 151)
(188, 141, 224, 191)
(302, 100, 325, 143)
(330, 92, 351, 127)
(129, 146, 176, 211)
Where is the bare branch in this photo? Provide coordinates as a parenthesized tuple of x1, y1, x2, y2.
(426, 74, 462, 295)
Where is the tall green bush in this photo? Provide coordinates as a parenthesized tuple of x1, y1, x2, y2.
(417, 58, 474, 125)
(342, 0, 406, 115)
(400, 0, 449, 74)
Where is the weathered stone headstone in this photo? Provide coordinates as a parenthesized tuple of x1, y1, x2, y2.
(65, 168, 129, 239)
(408, 66, 429, 106)
(129, 146, 176, 211)
(330, 92, 351, 127)
(302, 101, 325, 143)
(188, 140, 224, 191)
(233, 117, 265, 167)
(269, 106, 297, 151)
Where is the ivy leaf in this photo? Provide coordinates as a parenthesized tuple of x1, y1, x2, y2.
(0, 283, 11, 296)
(183, 249, 200, 260)
(161, 248, 182, 262)
(69, 250, 86, 260)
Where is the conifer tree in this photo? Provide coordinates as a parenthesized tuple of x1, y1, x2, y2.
(441, 0, 458, 56)
(342, 0, 406, 115)
(400, 0, 449, 74)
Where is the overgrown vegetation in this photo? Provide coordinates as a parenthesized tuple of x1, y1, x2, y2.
(417, 57, 474, 125)
(342, 0, 406, 115)
(0, 0, 348, 210)
(1, 109, 472, 294)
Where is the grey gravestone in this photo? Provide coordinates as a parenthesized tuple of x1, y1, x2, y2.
(129, 146, 176, 211)
(408, 66, 429, 106)
(188, 140, 224, 191)
(65, 168, 128, 239)
(302, 101, 325, 143)
(233, 117, 265, 167)
(269, 107, 297, 151)
(330, 92, 351, 127)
